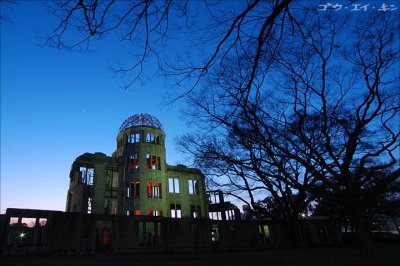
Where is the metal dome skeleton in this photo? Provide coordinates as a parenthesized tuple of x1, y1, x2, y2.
(119, 113, 164, 132)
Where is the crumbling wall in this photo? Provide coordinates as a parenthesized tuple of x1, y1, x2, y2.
(1, 209, 341, 255)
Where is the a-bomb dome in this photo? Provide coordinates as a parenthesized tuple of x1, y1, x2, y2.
(119, 113, 164, 133)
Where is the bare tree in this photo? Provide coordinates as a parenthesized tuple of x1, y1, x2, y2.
(45, 0, 399, 256)
(178, 129, 316, 245)
(272, 10, 399, 255)
(46, 0, 293, 91)
(179, 9, 399, 256)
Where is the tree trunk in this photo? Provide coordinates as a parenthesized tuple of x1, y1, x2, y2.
(351, 208, 376, 257)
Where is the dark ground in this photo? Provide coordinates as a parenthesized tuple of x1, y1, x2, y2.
(1, 242, 399, 266)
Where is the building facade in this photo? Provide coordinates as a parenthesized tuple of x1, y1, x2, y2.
(0, 114, 343, 255)
(66, 113, 209, 219)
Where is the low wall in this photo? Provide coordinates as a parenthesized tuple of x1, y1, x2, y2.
(0, 209, 341, 255)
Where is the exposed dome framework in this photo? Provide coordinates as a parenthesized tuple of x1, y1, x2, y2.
(119, 113, 164, 132)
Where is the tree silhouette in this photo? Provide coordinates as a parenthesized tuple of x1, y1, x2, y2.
(47, 0, 293, 91)
(178, 10, 399, 256)
(46, 0, 399, 256)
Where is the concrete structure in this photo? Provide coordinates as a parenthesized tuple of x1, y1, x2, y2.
(0, 209, 342, 255)
(0, 113, 345, 255)
(66, 114, 208, 219)
(208, 190, 241, 221)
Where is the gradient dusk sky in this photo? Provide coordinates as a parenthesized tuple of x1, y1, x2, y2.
(1, 1, 194, 213)
(1, 1, 399, 214)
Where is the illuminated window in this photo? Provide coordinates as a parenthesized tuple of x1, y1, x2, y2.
(148, 210, 163, 216)
(170, 204, 182, 218)
(153, 184, 161, 198)
(147, 182, 162, 198)
(128, 132, 140, 143)
(39, 218, 47, 226)
(208, 191, 221, 204)
(211, 225, 219, 242)
(168, 178, 180, 193)
(21, 217, 36, 228)
(129, 154, 140, 171)
(146, 154, 151, 169)
(209, 212, 222, 220)
(129, 182, 140, 198)
(188, 180, 199, 195)
(191, 205, 201, 218)
(87, 197, 93, 214)
(145, 133, 160, 144)
(9, 217, 18, 225)
(146, 154, 161, 170)
(225, 210, 236, 220)
(80, 165, 94, 185)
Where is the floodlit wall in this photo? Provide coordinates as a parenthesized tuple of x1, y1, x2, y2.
(66, 153, 119, 214)
(66, 116, 209, 219)
(115, 126, 168, 217)
(166, 165, 209, 218)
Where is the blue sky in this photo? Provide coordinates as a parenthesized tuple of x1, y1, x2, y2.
(0, 1, 190, 213)
(1, 1, 399, 213)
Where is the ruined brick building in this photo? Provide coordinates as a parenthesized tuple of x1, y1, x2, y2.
(0, 114, 342, 255)
(66, 113, 209, 219)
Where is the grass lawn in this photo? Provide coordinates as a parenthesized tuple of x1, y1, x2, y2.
(1, 242, 399, 266)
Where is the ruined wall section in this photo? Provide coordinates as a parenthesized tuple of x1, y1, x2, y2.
(166, 165, 209, 218)
(113, 126, 167, 216)
(66, 153, 118, 215)
(0, 209, 342, 255)
(65, 114, 208, 219)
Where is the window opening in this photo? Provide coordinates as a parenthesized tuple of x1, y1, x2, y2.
(209, 212, 222, 220)
(211, 225, 219, 242)
(104, 199, 117, 214)
(146, 154, 161, 170)
(80, 165, 94, 185)
(106, 169, 119, 189)
(145, 133, 160, 144)
(168, 178, 180, 193)
(147, 182, 162, 198)
(128, 132, 140, 143)
(147, 210, 163, 216)
(188, 180, 199, 195)
(129, 182, 140, 198)
(9, 217, 19, 225)
(87, 197, 92, 214)
(39, 218, 47, 226)
(170, 204, 182, 218)
(21, 218, 36, 228)
(191, 205, 201, 218)
(129, 154, 140, 170)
